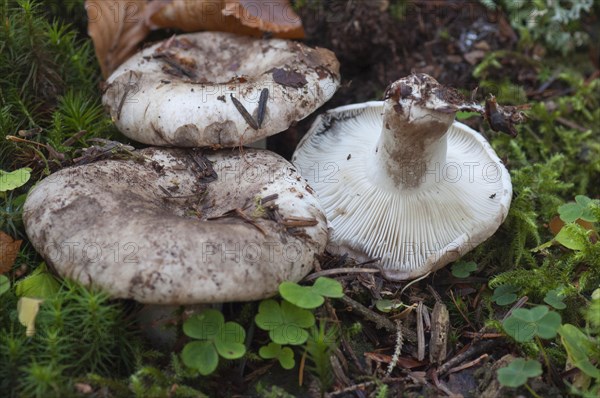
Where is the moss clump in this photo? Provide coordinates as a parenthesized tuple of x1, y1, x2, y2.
(0, 0, 116, 174)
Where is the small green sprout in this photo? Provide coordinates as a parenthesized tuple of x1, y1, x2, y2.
(254, 300, 314, 345)
(497, 358, 543, 388)
(502, 305, 561, 343)
(0, 167, 31, 192)
(375, 299, 404, 313)
(491, 285, 518, 306)
(181, 309, 246, 376)
(258, 342, 295, 370)
(451, 261, 477, 278)
(543, 288, 566, 310)
(278, 277, 344, 309)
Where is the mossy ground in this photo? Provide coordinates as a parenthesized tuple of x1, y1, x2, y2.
(1, 0, 599, 397)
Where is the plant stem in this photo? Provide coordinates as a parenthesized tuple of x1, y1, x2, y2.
(524, 382, 542, 398)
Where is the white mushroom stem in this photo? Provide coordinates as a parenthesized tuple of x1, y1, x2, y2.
(369, 75, 456, 190)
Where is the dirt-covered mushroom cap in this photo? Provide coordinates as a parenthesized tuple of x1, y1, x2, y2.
(292, 74, 512, 280)
(102, 32, 340, 147)
(23, 148, 328, 304)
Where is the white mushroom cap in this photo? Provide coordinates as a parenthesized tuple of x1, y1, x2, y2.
(23, 148, 327, 304)
(102, 32, 340, 147)
(292, 74, 512, 280)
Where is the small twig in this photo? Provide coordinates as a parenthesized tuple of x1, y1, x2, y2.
(341, 296, 416, 343)
(437, 339, 499, 376)
(417, 302, 425, 361)
(502, 296, 528, 321)
(303, 267, 380, 282)
(446, 353, 489, 374)
(325, 377, 404, 398)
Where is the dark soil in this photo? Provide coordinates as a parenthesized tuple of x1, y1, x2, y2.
(269, 0, 520, 158)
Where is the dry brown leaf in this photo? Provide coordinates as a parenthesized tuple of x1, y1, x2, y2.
(0, 231, 22, 274)
(150, 0, 304, 38)
(85, 0, 152, 78)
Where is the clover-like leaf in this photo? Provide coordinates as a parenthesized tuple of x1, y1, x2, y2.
(183, 309, 224, 340)
(502, 305, 561, 342)
(279, 277, 344, 309)
(255, 299, 314, 345)
(491, 284, 518, 306)
(543, 288, 566, 310)
(259, 342, 295, 369)
(559, 195, 597, 223)
(279, 282, 323, 309)
(0, 275, 9, 296)
(0, 168, 31, 192)
(311, 277, 344, 298)
(497, 358, 543, 388)
(451, 261, 477, 278)
(214, 322, 246, 359)
(182, 309, 246, 375)
(181, 341, 219, 376)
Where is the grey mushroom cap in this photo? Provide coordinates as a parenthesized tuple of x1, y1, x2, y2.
(23, 148, 328, 304)
(292, 75, 512, 280)
(102, 32, 340, 147)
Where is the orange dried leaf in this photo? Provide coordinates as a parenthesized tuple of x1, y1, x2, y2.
(0, 232, 22, 274)
(149, 0, 304, 38)
(85, 0, 152, 78)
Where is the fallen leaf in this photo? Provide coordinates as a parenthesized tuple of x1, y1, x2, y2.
(0, 232, 22, 274)
(149, 0, 304, 38)
(85, 0, 151, 77)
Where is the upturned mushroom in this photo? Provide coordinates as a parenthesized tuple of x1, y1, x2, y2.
(292, 73, 513, 280)
(102, 32, 340, 148)
(23, 148, 328, 304)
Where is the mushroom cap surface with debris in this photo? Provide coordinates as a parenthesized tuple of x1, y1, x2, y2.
(23, 148, 328, 304)
(292, 74, 512, 280)
(102, 32, 340, 147)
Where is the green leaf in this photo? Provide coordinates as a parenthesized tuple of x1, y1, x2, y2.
(255, 299, 314, 345)
(0, 168, 31, 192)
(456, 111, 480, 120)
(558, 202, 582, 223)
(502, 306, 561, 342)
(375, 299, 404, 313)
(14, 262, 60, 298)
(181, 341, 219, 376)
(259, 342, 282, 359)
(311, 277, 344, 298)
(277, 347, 295, 369)
(214, 322, 246, 359)
(259, 343, 295, 369)
(279, 277, 344, 309)
(497, 358, 543, 387)
(543, 288, 566, 310)
(451, 261, 477, 278)
(183, 309, 224, 340)
(559, 324, 600, 379)
(0, 275, 10, 296)
(575, 195, 591, 207)
(491, 285, 518, 306)
(558, 196, 598, 223)
(279, 282, 323, 309)
(554, 226, 585, 251)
